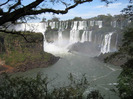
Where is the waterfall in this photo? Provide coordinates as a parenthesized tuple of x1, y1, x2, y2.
(78, 21, 84, 30)
(69, 21, 80, 43)
(65, 21, 68, 29)
(49, 22, 56, 29)
(59, 22, 62, 29)
(71, 21, 74, 29)
(9, 22, 47, 33)
(81, 31, 86, 42)
(101, 32, 113, 54)
(72, 21, 78, 30)
(70, 30, 80, 43)
(95, 21, 102, 28)
(7, 19, 125, 54)
(58, 30, 63, 45)
(81, 31, 88, 42)
(78, 21, 87, 30)
(88, 31, 92, 42)
(90, 21, 94, 26)
(81, 31, 92, 42)
(98, 21, 102, 28)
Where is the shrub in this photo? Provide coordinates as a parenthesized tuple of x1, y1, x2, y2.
(0, 73, 103, 99)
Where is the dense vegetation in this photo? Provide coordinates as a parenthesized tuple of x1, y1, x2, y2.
(0, 73, 103, 99)
(117, 23, 133, 99)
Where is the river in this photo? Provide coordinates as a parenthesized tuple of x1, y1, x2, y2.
(16, 49, 122, 99)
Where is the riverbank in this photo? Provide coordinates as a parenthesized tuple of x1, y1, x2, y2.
(0, 31, 59, 74)
(13, 53, 60, 72)
(0, 54, 59, 74)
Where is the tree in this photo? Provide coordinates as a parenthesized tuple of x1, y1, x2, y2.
(121, 5, 133, 20)
(41, 17, 46, 22)
(120, 0, 133, 21)
(0, 0, 94, 26)
(51, 16, 60, 21)
(0, 0, 124, 26)
(73, 17, 83, 21)
(116, 23, 133, 99)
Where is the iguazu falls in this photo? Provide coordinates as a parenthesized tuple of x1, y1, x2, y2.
(9, 17, 127, 54)
(0, 0, 133, 99)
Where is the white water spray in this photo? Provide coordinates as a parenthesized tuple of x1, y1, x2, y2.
(101, 32, 113, 54)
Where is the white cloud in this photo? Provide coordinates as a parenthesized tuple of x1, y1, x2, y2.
(95, 3, 122, 9)
(29, 1, 130, 22)
(37, 7, 121, 21)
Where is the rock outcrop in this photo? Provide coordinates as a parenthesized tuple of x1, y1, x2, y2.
(97, 52, 127, 66)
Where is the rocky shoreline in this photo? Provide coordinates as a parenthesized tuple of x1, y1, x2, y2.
(96, 52, 127, 66)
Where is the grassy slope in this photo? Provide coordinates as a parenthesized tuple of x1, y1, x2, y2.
(0, 32, 59, 72)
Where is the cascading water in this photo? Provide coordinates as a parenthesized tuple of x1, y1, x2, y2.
(91, 21, 102, 28)
(78, 21, 87, 30)
(49, 22, 56, 29)
(81, 31, 92, 42)
(88, 31, 92, 42)
(81, 31, 88, 42)
(58, 30, 63, 45)
(90, 21, 95, 26)
(65, 21, 68, 29)
(69, 21, 80, 43)
(8, 22, 47, 33)
(97, 21, 102, 28)
(69, 30, 80, 43)
(101, 32, 113, 54)
(8, 19, 121, 54)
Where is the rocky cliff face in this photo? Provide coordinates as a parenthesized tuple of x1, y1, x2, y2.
(0, 32, 59, 72)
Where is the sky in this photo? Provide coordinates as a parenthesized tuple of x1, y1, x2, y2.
(38, 0, 130, 21)
(0, 0, 131, 22)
